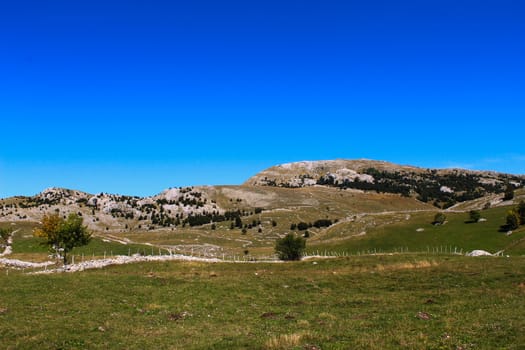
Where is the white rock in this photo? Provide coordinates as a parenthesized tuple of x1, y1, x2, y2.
(440, 186, 454, 193)
(466, 250, 493, 257)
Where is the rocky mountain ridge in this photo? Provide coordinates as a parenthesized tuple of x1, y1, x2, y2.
(1, 159, 523, 231)
(245, 159, 524, 208)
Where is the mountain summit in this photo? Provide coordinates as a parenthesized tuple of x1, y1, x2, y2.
(245, 159, 524, 208)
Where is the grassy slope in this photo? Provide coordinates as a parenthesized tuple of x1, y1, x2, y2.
(1, 256, 524, 349)
(110, 187, 435, 256)
(308, 206, 525, 255)
(2, 221, 163, 264)
(3, 191, 525, 261)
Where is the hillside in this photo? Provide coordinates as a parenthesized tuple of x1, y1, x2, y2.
(1, 159, 524, 261)
(245, 159, 524, 208)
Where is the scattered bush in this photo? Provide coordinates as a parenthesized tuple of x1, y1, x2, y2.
(518, 201, 525, 225)
(468, 210, 481, 223)
(297, 222, 309, 231)
(433, 213, 447, 225)
(275, 233, 306, 261)
(505, 210, 519, 230)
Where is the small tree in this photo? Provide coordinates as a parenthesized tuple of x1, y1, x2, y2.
(503, 184, 514, 201)
(275, 233, 306, 261)
(0, 227, 13, 247)
(505, 210, 520, 231)
(433, 213, 447, 225)
(517, 200, 525, 225)
(297, 222, 309, 231)
(468, 210, 481, 223)
(34, 213, 91, 265)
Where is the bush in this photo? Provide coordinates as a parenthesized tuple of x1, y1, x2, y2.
(313, 219, 332, 228)
(506, 210, 519, 230)
(504, 184, 514, 200)
(468, 210, 481, 223)
(297, 222, 309, 231)
(433, 213, 447, 225)
(275, 233, 306, 261)
(518, 201, 525, 225)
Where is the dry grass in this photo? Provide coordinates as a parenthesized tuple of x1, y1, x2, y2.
(264, 332, 313, 350)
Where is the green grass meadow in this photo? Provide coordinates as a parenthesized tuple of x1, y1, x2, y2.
(309, 206, 525, 256)
(1, 255, 525, 349)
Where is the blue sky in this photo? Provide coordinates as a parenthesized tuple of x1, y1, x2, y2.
(1, 0, 524, 197)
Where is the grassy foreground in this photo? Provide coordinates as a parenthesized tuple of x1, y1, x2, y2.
(1, 255, 525, 349)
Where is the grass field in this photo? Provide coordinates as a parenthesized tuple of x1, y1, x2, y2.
(1, 255, 524, 349)
(307, 206, 525, 256)
(2, 221, 167, 265)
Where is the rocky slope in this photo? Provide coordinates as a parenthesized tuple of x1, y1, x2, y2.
(1, 159, 523, 232)
(245, 159, 524, 208)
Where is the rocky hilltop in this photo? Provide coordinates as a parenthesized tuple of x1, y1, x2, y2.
(1, 159, 524, 232)
(245, 159, 524, 208)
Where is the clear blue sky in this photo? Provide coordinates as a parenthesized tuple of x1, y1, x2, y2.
(1, 0, 524, 197)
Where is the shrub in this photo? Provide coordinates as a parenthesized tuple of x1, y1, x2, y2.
(313, 219, 332, 228)
(506, 210, 519, 230)
(433, 213, 447, 225)
(275, 233, 306, 261)
(468, 210, 481, 223)
(297, 222, 309, 231)
(517, 201, 525, 225)
(503, 184, 514, 200)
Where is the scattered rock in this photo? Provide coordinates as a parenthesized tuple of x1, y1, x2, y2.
(416, 228, 424, 232)
(97, 326, 106, 332)
(416, 311, 432, 320)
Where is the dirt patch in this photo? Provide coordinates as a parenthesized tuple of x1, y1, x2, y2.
(261, 312, 279, 319)
(221, 187, 277, 207)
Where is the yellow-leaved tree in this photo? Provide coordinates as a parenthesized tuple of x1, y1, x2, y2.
(34, 213, 91, 266)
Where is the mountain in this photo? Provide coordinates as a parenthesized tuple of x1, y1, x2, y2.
(245, 159, 524, 208)
(2, 159, 525, 260)
(1, 159, 523, 233)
